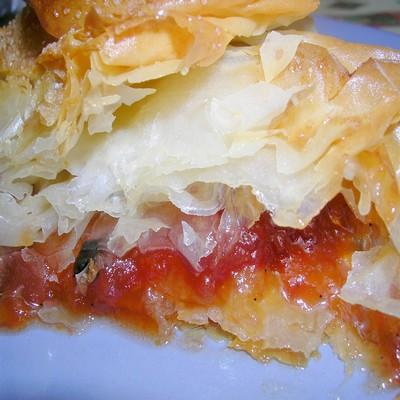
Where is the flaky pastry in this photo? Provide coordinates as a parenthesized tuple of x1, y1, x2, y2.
(1, 0, 400, 385)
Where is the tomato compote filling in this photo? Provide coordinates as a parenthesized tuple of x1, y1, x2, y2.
(0, 195, 399, 383)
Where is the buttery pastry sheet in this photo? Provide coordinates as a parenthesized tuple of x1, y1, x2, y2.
(0, 0, 400, 382)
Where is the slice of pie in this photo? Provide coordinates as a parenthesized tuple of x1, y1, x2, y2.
(0, 0, 399, 385)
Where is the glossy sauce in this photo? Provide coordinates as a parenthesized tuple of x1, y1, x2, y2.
(0, 195, 399, 383)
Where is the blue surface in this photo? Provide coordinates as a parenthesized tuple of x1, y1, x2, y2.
(315, 15, 400, 49)
(0, 324, 397, 400)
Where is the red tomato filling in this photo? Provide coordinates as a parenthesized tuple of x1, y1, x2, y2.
(0, 195, 399, 383)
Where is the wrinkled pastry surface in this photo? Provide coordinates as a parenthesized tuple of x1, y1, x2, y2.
(1, 0, 400, 383)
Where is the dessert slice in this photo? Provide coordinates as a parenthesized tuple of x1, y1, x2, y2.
(1, 0, 400, 386)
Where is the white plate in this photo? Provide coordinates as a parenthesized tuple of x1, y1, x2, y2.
(0, 322, 398, 400)
(1, 17, 399, 400)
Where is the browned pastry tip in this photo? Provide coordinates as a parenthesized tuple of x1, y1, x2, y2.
(0, 7, 52, 76)
(28, 0, 319, 38)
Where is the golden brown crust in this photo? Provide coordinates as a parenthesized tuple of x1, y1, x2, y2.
(0, 8, 52, 78)
(28, 0, 319, 38)
(295, 30, 400, 73)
